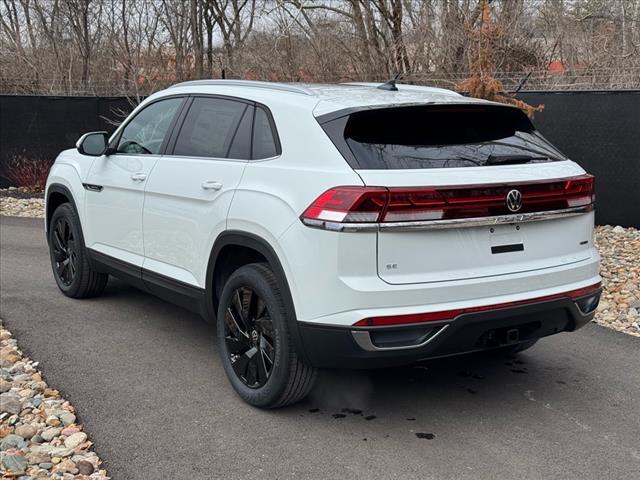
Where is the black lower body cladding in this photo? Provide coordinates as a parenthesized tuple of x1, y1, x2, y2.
(298, 294, 599, 369)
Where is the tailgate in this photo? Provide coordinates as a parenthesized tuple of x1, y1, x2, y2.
(357, 163, 595, 285)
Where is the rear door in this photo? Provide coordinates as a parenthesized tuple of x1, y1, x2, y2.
(142, 96, 253, 287)
(322, 104, 595, 285)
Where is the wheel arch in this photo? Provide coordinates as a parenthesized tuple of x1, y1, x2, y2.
(206, 231, 308, 364)
(46, 183, 80, 234)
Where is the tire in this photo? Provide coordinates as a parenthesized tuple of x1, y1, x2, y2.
(48, 203, 108, 298)
(217, 263, 316, 408)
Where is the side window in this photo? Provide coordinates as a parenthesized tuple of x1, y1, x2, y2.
(252, 106, 280, 159)
(173, 97, 248, 159)
(117, 97, 182, 155)
(227, 105, 253, 160)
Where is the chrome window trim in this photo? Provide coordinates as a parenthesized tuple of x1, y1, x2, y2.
(301, 205, 593, 232)
(158, 153, 253, 163)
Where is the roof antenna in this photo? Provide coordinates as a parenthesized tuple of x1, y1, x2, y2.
(377, 72, 401, 91)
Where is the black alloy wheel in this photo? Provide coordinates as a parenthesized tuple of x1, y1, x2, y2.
(224, 286, 276, 388)
(51, 217, 78, 286)
(48, 203, 108, 298)
(217, 263, 317, 407)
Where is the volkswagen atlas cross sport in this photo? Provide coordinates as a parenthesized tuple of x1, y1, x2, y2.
(45, 80, 601, 407)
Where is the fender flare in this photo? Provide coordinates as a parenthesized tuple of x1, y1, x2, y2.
(205, 231, 308, 364)
(46, 183, 80, 232)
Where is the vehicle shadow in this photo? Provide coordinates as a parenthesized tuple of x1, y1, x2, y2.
(99, 277, 575, 429)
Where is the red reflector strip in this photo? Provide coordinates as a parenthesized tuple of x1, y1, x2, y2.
(354, 282, 602, 327)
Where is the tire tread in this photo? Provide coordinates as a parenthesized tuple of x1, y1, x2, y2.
(251, 263, 316, 408)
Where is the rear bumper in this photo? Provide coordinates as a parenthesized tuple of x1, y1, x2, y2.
(298, 290, 600, 369)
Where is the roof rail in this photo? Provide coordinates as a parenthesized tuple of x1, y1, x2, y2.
(343, 82, 461, 96)
(169, 79, 314, 96)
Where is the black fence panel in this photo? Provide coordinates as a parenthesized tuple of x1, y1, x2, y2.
(0, 91, 638, 226)
(519, 90, 640, 228)
(0, 95, 133, 186)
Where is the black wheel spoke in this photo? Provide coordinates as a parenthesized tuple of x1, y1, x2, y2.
(226, 306, 249, 338)
(224, 286, 276, 389)
(233, 290, 251, 332)
(56, 221, 66, 245)
(247, 289, 259, 320)
(56, 259, 67, 276)
(232, 349, 252, 380)
(225, 335, 249, 354)
(255, 347, 269, 384)
(51, 218, 77, 287)
(53, 229, 65, 253)
(69, 256, 77, 278)
(260, 334, 275, 366)
(61, 261, 70, 283)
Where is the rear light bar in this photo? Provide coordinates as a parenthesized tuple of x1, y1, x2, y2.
(353, 282, 602, 327)
(301, 175, 594, 225)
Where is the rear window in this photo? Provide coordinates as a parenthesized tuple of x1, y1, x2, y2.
(324, 105, 567, 169)
(174, 97, 248, 159)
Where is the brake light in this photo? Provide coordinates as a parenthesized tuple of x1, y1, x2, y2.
(301, 187, 387, 223)
(300, 175, 594, 225)
(354, 282, 602, 327)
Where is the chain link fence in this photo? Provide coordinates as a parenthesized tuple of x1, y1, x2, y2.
(2, 67, 640, 96)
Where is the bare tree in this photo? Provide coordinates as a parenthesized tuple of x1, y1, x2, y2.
(206, 0, 257, 76)
(1, 0, 639, 95)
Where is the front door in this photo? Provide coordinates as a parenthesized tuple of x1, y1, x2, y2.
(83, 96, 184, 267)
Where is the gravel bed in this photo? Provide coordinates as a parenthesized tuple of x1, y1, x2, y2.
(594, 225, 640, 337)
(0, 323, 109, 479)
(1, 195, 638, 337)
(0, 197, 44, 218)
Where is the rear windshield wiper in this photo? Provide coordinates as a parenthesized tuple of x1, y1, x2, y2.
(486, 154, 549, 165)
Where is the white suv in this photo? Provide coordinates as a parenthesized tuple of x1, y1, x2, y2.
(45, 80, 601, 407)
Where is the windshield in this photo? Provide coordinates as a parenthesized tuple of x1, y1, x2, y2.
(340, 104, 567, 169)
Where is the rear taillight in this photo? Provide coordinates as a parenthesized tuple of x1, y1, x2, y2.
(300, 175, 594, 226)
(301, 187, 387, 223)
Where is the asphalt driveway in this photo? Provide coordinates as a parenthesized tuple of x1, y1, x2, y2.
(1, 216, 639, 480)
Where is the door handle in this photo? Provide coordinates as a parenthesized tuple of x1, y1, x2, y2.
(201, 180, 223, 190)
(131, 173, 147, 181)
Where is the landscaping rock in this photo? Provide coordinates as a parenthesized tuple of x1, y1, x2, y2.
(594, 226, 640, 337)
(0, 323, 107, 478)
(14, 425, 37, 440)
(1, 433, 27, 451)
(64, 432, 87, 449)
(59, 412, 76, 427)
(41, 427, 61, 442)
(1, 392, 22, 414)
(76, 459, 94, 475)
(1, 453, 28, 474)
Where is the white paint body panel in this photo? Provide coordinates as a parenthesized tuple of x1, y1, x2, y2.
(354, 161, 594, 284)
(84, 153, 160, 267)
(45, 81, 600, 330)
(142, 156, 247, 287)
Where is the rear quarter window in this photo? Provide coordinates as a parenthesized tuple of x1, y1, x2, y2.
(252, 106, 281, 159)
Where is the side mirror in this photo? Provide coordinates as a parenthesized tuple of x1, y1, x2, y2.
(76, 131, 109, 156)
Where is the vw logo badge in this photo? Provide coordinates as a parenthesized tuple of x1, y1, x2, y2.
(506, 189, 523, 212)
